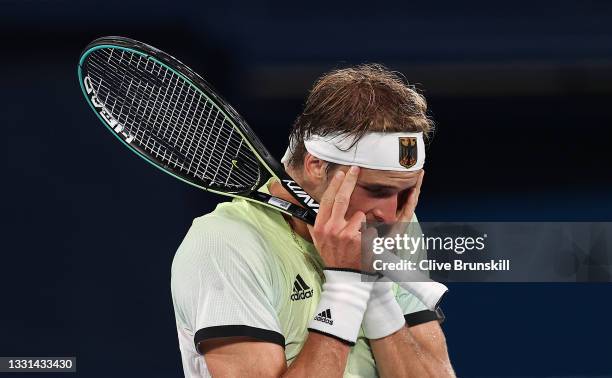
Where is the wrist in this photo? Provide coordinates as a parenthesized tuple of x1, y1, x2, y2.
(362, 279, 406, 340)
(308, 269, 375, 345)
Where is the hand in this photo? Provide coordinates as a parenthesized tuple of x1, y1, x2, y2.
(308, 166, 366, 270)
(368, 169, 425, 272)
(396, 169, 425, 222)
(375, 169, 425, 256)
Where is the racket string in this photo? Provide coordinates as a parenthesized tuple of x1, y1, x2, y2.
(89, 57, 260, 182)
(85, 48, 261, 191)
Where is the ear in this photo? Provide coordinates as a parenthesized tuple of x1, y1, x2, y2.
(302, 153, 327, 186)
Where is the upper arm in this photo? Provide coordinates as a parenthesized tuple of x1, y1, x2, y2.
(171, 219, 286, 371)
(201, 337, 287, 377)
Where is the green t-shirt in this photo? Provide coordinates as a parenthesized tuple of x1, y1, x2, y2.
(171, 180, 429, 378)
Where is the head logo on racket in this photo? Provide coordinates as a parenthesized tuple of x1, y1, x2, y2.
(83, 75, 134, 143)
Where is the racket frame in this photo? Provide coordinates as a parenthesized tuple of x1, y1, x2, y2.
(78, 36, 317, 224)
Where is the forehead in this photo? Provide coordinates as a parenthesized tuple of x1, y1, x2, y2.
(358, 167, 421, 185)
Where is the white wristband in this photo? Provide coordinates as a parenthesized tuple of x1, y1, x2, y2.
(362, 278, 406, 340)
(308, 269, 375, 345)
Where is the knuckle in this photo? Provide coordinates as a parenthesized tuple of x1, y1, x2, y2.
(332, 226, 344, 238)
(312, 230, 322, 240)
(320, 197, 333, 207)
(334, 195, 349, 204)
(339, 229, 358, 242)
(322, 224, 337, 237)
(313, 225, 325, 237)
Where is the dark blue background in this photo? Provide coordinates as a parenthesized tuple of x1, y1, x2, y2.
(1, 1, 611, 376)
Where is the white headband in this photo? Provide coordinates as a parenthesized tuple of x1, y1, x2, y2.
(281, 132, 425, 171)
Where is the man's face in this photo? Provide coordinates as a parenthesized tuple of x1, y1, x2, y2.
(326, 166, 422, 224)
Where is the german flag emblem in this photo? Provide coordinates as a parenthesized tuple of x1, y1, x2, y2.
(398, 137, 418, 169)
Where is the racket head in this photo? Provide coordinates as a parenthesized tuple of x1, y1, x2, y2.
(77, 36, 278, 196)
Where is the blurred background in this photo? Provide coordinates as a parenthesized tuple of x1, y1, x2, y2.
(1, 0, 611, 376)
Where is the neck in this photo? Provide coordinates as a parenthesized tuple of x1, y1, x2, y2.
(269, 179, 313, 242)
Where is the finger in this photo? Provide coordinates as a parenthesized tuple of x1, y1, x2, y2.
(398, 170, 425, 221)
(396, 188, 410, 217)
(344, 209, 366, 235)
(343, 211, 373, 272)
(330, 166, 360, 223)
(316, 169, 345, 226)
(408, 169, 425, 208)
(415, 169, 424, 194)
(360, 224, 380, 273)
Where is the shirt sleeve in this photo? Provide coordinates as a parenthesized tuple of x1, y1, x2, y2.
(171, 218, 284, 354)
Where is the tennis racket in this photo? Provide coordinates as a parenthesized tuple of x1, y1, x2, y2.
(77, 36, 446, 310)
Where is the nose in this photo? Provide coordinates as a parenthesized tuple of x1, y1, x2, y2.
(370, 195, 398, 223)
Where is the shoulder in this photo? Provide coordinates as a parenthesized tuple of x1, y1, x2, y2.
(171, 199, 276, 278)
(170, 200, 285, 323)
(192, 201, 265, 244)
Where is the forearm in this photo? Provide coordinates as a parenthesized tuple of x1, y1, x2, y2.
(282, 332, 350, 377)
(282, 269, 372, 377)
(371, 326, 455, 378)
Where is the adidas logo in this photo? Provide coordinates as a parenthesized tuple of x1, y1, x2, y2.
(290, 274, 314, 301)
(314, 309, 333, 325)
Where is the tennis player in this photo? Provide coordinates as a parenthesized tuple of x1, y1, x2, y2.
(171, 64, 454, 377)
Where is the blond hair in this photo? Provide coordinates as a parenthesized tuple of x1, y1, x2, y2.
(287, 64, 434, 168)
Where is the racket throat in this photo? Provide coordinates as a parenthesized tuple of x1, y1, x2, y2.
(280, 179, 320, 214)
